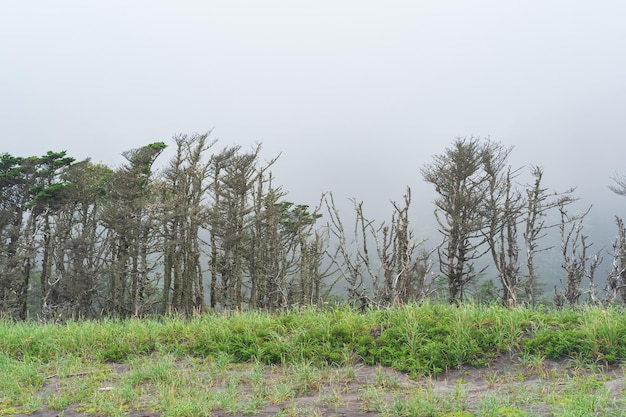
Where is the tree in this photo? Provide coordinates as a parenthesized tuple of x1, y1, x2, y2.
(522, 166, 576, 306)
(421, 137, 492, 303)
(556, 204, 602, 307)
(379, 187, 434, 305)
(0, 153, 35, 319)
(205, 144, 293, 310)
(325, 194, 378, 308)
(43, 160, 112, 320)
(606, 175, 626, 304)
(481, 143, 524, 306)
(247, 181, 292, 309)
(28, 151, 76, 318)
(606, 216, 626, 304)
(101, 142, 167, 317)
(160, 133, 216, 315)
(325, 188, 433, 309)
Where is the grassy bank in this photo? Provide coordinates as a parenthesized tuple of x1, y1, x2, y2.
(2, 303, 626, 416)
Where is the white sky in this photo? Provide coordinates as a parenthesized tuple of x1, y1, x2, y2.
(1, 0, 625, 240)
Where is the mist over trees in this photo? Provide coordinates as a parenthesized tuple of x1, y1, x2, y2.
(1, 134, 625, 321)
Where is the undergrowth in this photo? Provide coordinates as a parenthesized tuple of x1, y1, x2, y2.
(2, 302, 626, 415)
(2, 303, 626, 375)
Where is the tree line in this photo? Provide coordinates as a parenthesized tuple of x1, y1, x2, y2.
(1, 134, 624, 321)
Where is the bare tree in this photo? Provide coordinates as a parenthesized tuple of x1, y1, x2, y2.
(605, 216, 626, 304)
(325, 194, 379, 308)
(481, 143, 524, 306)
(522, 166, 576, 306)
(325, 188, 433, 309)
(556, 204, 602, 307)
(379, 187, 434, 305)
(606, 174, 626, 304)
(609, 174, 626, 196)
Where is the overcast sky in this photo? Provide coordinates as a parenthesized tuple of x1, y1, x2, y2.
(1, 0, 625, 240)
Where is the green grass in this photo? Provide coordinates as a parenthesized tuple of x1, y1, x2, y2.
(2, 302, 626, 415)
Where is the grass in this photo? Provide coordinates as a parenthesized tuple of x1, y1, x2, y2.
(1, 302, 626, 415)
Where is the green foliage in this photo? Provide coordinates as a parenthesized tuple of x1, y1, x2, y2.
(4, 304, 626, 376)
(148, 141, 168, 151)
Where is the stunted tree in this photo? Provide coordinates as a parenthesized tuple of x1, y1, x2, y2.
(422, 137, 492, 303)
(556, 204, 602, 307)
(606, 174, 626, 304)
(281, 201, 325, 306)
(206, 144, 284, 310)
(482, 146, 524, 306)
(28, 151, 76, 318)
(325, 194, 379, 308)
(101, 142, 167, 317)
(204, 143, 324, 310)
(379, 187, 434, 305)
(0, 153, 37, 319)
(606, 216, 626, 304)
(479, 142, 528, 306)
(160, 133, 216, 315)
(247, 180, 292, 309)
(523, 166, 576, 306)
(325, 188, 433, 309)
(43, 160, 112, 320)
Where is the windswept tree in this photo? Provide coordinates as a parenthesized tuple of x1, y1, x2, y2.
(206, 144, 285, 310)
(0, 153, 36, 319)
(27, 151, 76, 317)
(160, 133, 216, 315)
(421, 137, 492, 303)
(247, 180, 291, 309)
(42, 160, 112, 320)
(101, 142, 167, 317)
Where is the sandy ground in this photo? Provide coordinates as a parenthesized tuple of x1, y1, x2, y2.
(11, 357, 626, 417)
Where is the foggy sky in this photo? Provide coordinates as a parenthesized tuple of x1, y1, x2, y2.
(1, 0, 625, 243)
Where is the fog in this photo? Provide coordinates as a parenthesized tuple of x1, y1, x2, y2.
(2, 1, 625, 288)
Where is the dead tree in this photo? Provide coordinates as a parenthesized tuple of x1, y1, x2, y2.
(325, 193, 379, 308)
(605, 216, 626, 304)
(523, 166, 576, 307)
(379, 187, 434, 306)
(481, 142, 524, 307)
(556, 205, 602, 307)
